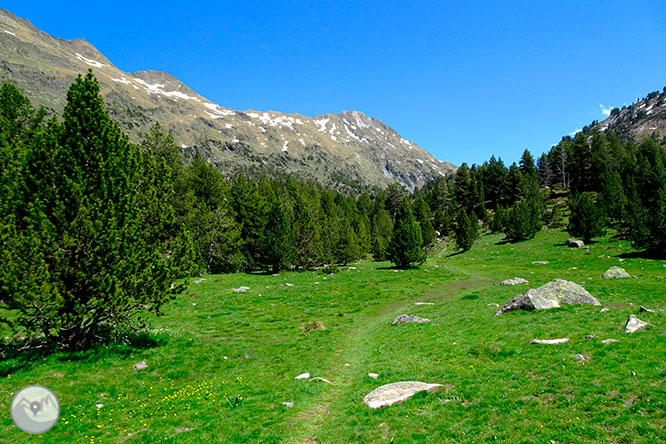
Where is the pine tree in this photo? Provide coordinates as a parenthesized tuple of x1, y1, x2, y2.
(371, 208, 393, 261)
(3, 72, 189, 348)
(230, 172, 266, 270)
(568, 192, 605, 243)
(413, 195, 437, 251)
(453, 208, 478, 252)
(292, 191, 321, 268)
(387, 199, 426, 268)
(333, 217, 361, 265)
(258, 189, 293, 273)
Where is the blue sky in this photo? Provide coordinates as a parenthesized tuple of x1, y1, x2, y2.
(5, 1, 666, 166)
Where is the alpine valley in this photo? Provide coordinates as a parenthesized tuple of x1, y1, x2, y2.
(0, 9, 456, 192)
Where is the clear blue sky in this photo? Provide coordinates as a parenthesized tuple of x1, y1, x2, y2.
(5, 1, 666, 166)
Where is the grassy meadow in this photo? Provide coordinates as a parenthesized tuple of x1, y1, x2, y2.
(1, 228, 665, 443)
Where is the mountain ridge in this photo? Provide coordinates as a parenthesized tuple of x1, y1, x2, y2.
(0, 8, 456, 192)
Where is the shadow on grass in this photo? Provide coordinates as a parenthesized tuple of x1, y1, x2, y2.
(0, 330, 166, 377)
(616, 250, 666, 260)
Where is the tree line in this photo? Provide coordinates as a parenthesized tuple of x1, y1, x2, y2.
(2, 72, 665, 348)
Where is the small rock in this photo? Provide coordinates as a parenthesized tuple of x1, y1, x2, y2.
(95, 404, 104, 409)
(571, 353, 591, 362)
(600, 307, 609, 312)
(344, 363, 350, 367)
(192, 302, 196, 306)
(618, 258, 625, 262)
(414, 302, 434, 306)
(295, 372, 310, 380)
(285, 283, 294, 287)
(532, 261, 549, 265)
(309, 377, 333, 384)
(625, 314, 648, 333)
(584, 335, 595, 339)
(232, 286, 250, 293)
(640, 306, 658, 314)
(663, 264, 666, 269)
(566, 238, 585, 248)
(602, 266, 631, 279)
(601, 339, 619, 344)
(281, 402, 294, 407)
(500, 277, 529, 286)
(529, 338, 569, 345)
(133, 361, 147, 371)
(272, 273, 280, 276)
(368, 373, 379, 379)
(175, 427, 193, 433)
(392, 314, 431, 325)
(363, 381, 442, 409)
(487, 303, 500, 307)
(194, 278, 207, 284)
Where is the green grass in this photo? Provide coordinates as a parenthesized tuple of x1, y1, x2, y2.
(1, 228, 665, 443)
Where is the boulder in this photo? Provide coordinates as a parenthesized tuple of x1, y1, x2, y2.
(601, 339, 619, 344)
(500, 277, 529, 286)
(133, 361, 147, 371)
(625, 314, 648, 333)
(571, 353, 591, 362)
(494, 279, 600, 316)
(566, 238, 585, 248)
(602, 266, 631, 278)
(529, 338, 569, 345)
(392, 314, 431, 325)
(363, 381, 442, 409)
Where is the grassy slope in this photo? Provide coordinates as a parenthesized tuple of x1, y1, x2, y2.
(0, 228, 664, 443)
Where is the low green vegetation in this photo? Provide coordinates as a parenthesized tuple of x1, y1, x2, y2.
(1, 229, 664, 443)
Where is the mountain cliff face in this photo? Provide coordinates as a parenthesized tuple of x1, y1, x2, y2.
(597, 88, 666, 144)
(0, 9, 455, 192)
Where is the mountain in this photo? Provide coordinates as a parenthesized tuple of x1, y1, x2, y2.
(597, 88, 666, 144)
(0, 9, 455, 192)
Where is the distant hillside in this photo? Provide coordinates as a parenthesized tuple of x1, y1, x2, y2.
(0, 9, 455, 192)
(597, 88, 666, 144)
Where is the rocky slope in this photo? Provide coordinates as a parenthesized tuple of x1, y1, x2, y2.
(597, 88, 666, 143)
(0, 9, 455, 191)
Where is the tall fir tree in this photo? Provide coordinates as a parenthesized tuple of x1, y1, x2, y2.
(387, 199, 426, 268)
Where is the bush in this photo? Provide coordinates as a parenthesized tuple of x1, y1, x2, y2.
(501, 196, 543, 241)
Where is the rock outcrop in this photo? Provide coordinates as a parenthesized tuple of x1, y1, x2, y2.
(494, 279, 601, 316)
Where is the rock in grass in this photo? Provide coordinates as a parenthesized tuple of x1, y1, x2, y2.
(625, 314, 649, 333)
(309, 377, 333, 384)
(566, 238, 585, 248)
(500, 277, 529, 286)
(602, 266, 631, 278)
(232, 286, 250, 293)
(392, 314, 431, 325)
(363, 381, 442, 409)
(639, 306, 658, 314)
(529, 338, 569, 345)
(281, 402, 294, 407)
(601, 339, 619, 344)
(175, 428, 193, 433)
(133, 361, 147, 371)
(494, 279, 600, 317)
(295, 372, 310, 380)
(571, 353, 591, 362)
(532, 261, 549, 264)
(368, 373, 379, 379)
(414, 302, 434, 306)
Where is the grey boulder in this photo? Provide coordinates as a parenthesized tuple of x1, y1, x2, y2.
(363, 381, 442, 409)
(500, 277, 529, 286)
(625, 314, 648, 333)
(566, 238, 585, 248)
(392, 314, 431, 325)
(602, 266, 631, 279)
(494, 279, 600, 317)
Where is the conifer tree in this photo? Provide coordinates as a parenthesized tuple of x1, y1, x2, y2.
(258, 189, 293, 273)
(3, 72, 189, 348)
(568, 192, 605, 243)
(453, 208, 478, 252)
(334, 217, 361, 265)
(413, 195, 437, 251)
(371, 208, 393, 261)
(387, 199, 426, 268)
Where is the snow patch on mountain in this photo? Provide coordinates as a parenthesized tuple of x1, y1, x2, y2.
(75, 53, 107, 68)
